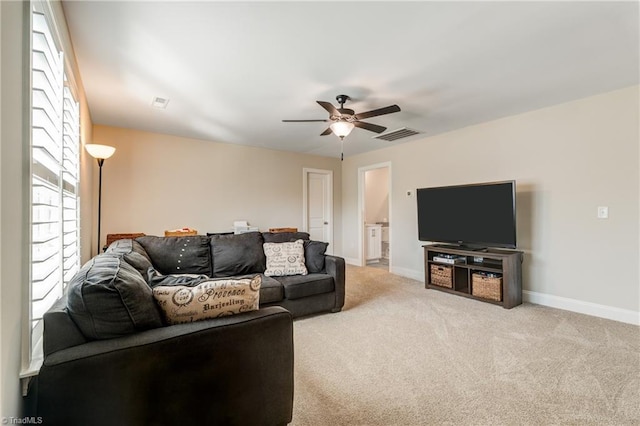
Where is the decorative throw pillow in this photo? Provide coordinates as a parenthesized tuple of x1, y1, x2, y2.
(304, 240, 329, 273)
(263, 240, 308, 277)
(146, 268, 210, 288)
(152, 275, 261, 325)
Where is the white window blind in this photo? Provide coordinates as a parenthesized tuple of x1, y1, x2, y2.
(29, 8, 81, 365)
(62, 85, 80, 285)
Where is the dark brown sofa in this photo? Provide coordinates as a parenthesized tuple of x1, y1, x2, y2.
(30, 231, 345, 425)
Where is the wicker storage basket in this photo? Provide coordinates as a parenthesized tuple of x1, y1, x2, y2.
(472, 273, 502, 301)
(164, 229, 198, 237)
(106, 233, 146, 246)
(430, 264, 453, 288)
(268, 227, 298, 233)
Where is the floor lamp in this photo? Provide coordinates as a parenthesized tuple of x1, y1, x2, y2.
(85, 144, 116, 255)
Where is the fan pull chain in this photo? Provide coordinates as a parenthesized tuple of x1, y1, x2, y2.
(341, 139, 344, 161)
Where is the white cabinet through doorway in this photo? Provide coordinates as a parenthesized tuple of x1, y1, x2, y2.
(366, 224, 382, 261)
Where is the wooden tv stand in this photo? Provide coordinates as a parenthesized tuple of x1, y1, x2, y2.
(423, 245, 523, 309)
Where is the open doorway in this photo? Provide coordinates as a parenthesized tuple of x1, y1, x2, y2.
(358, 162, 391, 271)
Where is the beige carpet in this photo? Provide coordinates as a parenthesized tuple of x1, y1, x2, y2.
(291, 265, 640, 425)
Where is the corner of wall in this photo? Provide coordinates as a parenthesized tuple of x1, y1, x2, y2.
(1, 0, 27, 418)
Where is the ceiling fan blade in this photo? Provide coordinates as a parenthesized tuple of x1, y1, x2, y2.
(353, 121, 387, 134)
(354, 104, 401, 120)
(282, 119, 329, 122)
(317, 101, 340, 116)
(320, 127, 333, 136)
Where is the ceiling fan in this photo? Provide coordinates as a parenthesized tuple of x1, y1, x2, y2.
(282, 94, 401, 144)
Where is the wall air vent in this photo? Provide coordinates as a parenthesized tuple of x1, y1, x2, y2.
(372, 127, 421, 142)
(151, 97, 170, 109)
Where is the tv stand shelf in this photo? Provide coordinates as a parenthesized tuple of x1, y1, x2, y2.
(423, 245, 523, 309)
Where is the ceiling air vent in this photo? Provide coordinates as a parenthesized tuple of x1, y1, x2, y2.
(372, 127, 421, 142)
(151, 97, 170, 109)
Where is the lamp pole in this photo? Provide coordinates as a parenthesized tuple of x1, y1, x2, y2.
(96, 158, 105, 254)
(85, 144, 116, 255)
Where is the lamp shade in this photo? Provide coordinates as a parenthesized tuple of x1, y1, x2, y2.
(85, 144, 116, 159)
(329, 121, 355, 139)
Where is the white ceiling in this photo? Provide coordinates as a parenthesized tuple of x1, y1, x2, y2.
(62, 1, 639, 159)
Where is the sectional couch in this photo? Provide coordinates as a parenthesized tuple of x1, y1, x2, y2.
(32, 231, 345, 425)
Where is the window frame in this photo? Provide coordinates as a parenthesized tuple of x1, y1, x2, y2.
(21, 0, 82, 380)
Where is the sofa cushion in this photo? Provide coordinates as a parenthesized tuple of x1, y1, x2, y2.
(210, 232, 266, 277)
(152, 275, 261, 324)
(304, 240, 329, 273)
(67, 254, 163, 340)
(274, 274, 335, 300)
(224, 274, 283, 304)
(257, 274, 284, 304)
(264, 240, 308, 277)
(262, 231, 310, 243)
(105, 239, 154, 279)
(136, 235, 212, 276)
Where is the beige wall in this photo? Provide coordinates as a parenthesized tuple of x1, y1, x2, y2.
(342, 86, 639, 316)
(91, 125, 342, 254)
(1, 1, 24, 417)
(365, 167, 389, 224)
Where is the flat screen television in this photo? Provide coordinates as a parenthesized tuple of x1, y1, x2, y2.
(417, 180, 516, 249)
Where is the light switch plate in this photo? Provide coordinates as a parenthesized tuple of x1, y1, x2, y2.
(597, 206, 608, 219)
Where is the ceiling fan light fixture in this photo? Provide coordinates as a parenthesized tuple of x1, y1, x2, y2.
(329, 121, 354, 140)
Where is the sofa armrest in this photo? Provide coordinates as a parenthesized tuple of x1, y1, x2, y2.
(43, 297, 87, 356)
(36, 306, 293, 426)
(325, 255, 345, 312)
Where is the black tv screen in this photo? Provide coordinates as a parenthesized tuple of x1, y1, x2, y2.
(417, 181, 516, 249)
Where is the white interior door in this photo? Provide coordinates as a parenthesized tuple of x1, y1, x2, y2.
(303, 169, 333, 253)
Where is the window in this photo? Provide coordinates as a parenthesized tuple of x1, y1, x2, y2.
(27, 4, 81, 370)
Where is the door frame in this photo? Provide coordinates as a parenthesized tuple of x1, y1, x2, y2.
(358, 162, 392, 268)
(302, 168, 334, 254)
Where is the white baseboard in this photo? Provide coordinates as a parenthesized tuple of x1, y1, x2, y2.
(523, 290, 640, 326)
(346, 262, 639, 326)
(344, 257, 362, 267)
(389, 266, 423, 282)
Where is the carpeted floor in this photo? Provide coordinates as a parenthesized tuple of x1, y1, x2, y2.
(291, 265, 640, 425)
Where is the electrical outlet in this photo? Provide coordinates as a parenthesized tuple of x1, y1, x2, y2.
(597, 206, 608, 219)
